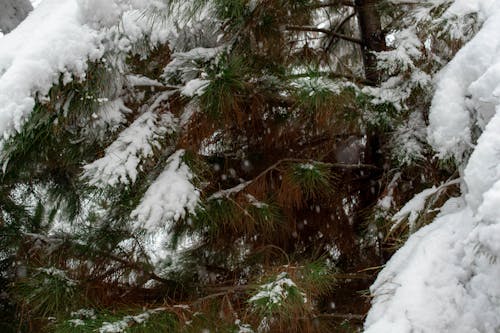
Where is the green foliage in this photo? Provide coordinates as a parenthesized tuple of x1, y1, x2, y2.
(246, 200, 282, 233)
(192, 198, 240, 237)
(0, 0, 465, 331)
(293, 77, 340, 113)
(14, 267, 81, 319)
(298, 260, 336, 297)
(200, 54, 249, 119)
(182, 195, 283, 245)
(289, 162, 334, 200)
(249, 272, 306, 316)
(355, 90, 399, 131)
(213, 0, 248, 25)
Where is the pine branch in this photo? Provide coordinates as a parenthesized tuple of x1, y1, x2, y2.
(96, 251, 175, 286)
(285, 25, 362, 45)
(209, 158, 379, 200)
(21, 232, 176, 286)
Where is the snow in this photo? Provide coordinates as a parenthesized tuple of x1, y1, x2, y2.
(68, 319, 85, 327)
(0, 0, 210, 282)
(37, 267, 77, 286)
(391, 179, 460, 233)
(365, 205, 500, 333)
(71, 308, 97, 319)
(86, 98, 131, 137)
(30, 0, 43, 7)
(249, 272, 304, 307)
(131, 150, 200, 232)
(98, 308, 166, 333)
(209, 180, 252, 200)
(163, 46, 223, 89)
(0, 0, 104, 143)
(235, 320, 255, 333)
(428, 0, 500, 160)
(366, 1, 500, 332)
(392, 111, 427, 164)
(391, 186, 438, 229)
(182, 78, 210, 97)
(0, 0, 181, 153)
(82, 108, 177, 187)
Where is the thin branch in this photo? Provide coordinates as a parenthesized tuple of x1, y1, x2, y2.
(98, 251, 174, 285)
(22, 232, 175, 286)
(326, 12, 357, 51)
(310, 1, 356, 8)
(288, 71, 373, 85)
(314, 313, 365, 320)
(193, 284, 254, 305)
(285, 25, 362, 45)
(208, 158, 379, 200)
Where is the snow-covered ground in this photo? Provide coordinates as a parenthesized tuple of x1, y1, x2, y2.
(365, 1, 500, 332)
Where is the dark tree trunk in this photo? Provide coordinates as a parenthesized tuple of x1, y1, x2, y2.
(354, 0, 387, 265)
(355, 0, 386, 84)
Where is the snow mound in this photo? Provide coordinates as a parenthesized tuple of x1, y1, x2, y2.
(366, 1, 500, 332)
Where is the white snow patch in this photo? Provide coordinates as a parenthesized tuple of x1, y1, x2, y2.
(0, 0, 186, 155)
(249, 272, 305, 307)
(182, 78, 210, 97)
(131, 150, 200, 232)
(83, 109, 177, 187)
(428, 0, 500, 160)
(0, 0, 105, 143)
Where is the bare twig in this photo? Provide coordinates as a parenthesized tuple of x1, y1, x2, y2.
(325, 12, 357, 51)
(309, 1, 356, 8)
(285, 25, 363, 45)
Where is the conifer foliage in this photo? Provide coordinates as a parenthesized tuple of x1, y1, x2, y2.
(0, 0, 480, 332)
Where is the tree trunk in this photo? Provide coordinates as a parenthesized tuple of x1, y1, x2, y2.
(354, 0, 386, 265)
(355, 0, 386, 84)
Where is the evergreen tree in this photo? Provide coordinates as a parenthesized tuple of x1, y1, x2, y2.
(0, 0, 479, 332)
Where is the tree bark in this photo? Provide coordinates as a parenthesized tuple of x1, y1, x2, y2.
(354, 0, 387, 266)
(355, 0, 386, 84)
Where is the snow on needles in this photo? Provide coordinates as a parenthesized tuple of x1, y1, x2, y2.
(0, 0, 104, 142)
(0, 0, 177, 152)
(427, 0, 499, 160)
(365, 1, 500, 332)
(82, 109, 177, 187)
(131, 150, 200, 232)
